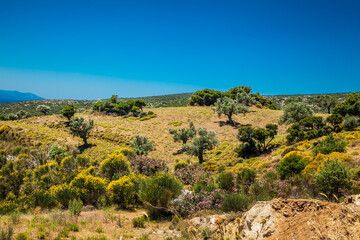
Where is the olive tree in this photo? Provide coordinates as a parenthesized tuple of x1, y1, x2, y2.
(279, 102, 313, 124)
(69, 117, 94, 146)
(62, 105, 76, 121)
(169, 121, 196, 146)
(316, 95, 338, 114)
(184, 127, 219, 164)
(36, 105, 50, 115)
(216, 97, 249, 125)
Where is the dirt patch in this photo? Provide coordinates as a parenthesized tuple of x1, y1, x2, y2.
(240, 195, 360, 240)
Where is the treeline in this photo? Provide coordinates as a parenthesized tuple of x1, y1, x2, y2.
(188, 86, 277, 110)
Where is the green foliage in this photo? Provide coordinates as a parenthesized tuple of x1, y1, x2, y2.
(236, 91, 256, 106)
(326, 114, 344, 132)
(332, 92, 360, 116)
(130, 135, 155, 156)
(69, 117, 94, 146)
(189, 89, 222, 106)
(315, 95, 338, 114)
(68, 198, 83, 216)
(216, 172, 234, 192)
(236, 124, 278, 157)
(67, 224, 79, 232)
(236, 168, 256, 187)
(169, 121, 196, 145)
(313, 134, 346, 155)
(184, 127, 219, 164)
(315, 159, 352, 200)
(343, 115, 359, 131)
(100, 153, 130, 180)
(48, 144, 68, 162)
(107, 175, 136, 209)
(62, 105, 76, 121)
(286, 116, 332, 143)
(15, 233, 27, 240)
(132, 217, 145, 228)
(16, 110, 31, 119)
(277, 153, 308, 180)
(221, 193, 251, 212)
(93, 96, 147, 116)
(139, 172, 182, 219)
(279, 102, 313, 124)
(251, 92, 277, 110)
(36, 105, 50, 115)
(216, 97, 249, 125)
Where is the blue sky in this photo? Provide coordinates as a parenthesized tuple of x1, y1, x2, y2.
(0, 0, 359, 99)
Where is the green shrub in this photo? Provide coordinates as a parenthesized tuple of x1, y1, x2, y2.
(96, 227, 103, 233)
(313, 134, 346, 155)
(58, 229, 69, 238)
(107, 175, 136, 209)
(48, 144, 68, 162)
(37, 232, 46, 239)
(277, 153, 309, 180)
(130, 135, 155, 156)
(216, 172, 234, 192)
(68, 224, 79, 232)
(236, 168, 256, 186)
(279, 102, 313, 124)
(343, 115, 358, 131)
(315, 159, 352, 201)
(68, 199, 83, 216)
(100, 153, 130, 180)
(139, 172, 182, 219)
(15, 233, 27, 240)
(221, 193, 252, 212)
(132, 217, 145, 228)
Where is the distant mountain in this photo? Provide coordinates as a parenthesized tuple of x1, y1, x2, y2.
(0, 90, 45, 103)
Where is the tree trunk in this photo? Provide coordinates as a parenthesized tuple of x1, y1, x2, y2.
(327, 106, 331, 114)
(227, 114, 234, 126)
(198, 154, 204, 164)
(83, 137, 88, 146)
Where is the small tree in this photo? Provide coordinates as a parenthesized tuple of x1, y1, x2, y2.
(326, 114, 344, 132)
(134, 99, 146, 111)
(316, 95, 338, 114)
(36, 105, 50, 115)
(131, 106, 140, 116)
(277, 153, 308, 180)
(69, 117, 94, 146)
(184, 127, 219, 164)
(130, 135, 155, 155)
(61, 105, 76, 121)
(169, 121, 196, 146)
(216, 97, 249, 125)
(279, 102, 313, 124)
(315, 159, 352, 201)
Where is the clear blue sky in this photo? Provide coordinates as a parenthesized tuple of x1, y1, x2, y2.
(0, 0, 359, 99)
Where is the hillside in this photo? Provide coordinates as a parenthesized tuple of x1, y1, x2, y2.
(0, 90, 44, 103)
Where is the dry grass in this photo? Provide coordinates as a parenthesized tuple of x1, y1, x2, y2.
(1, 208, 178, 240)
(0, 106, 334, 170)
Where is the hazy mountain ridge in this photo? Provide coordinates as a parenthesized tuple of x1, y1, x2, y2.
(0, 90, 44, 103)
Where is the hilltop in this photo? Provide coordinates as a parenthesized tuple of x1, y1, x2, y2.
(0, 90, 44, 103)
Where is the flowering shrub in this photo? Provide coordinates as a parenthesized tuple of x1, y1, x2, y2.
(100, 153, 130, 180)
(130, 156, 168, 176)
(173, 189, 223, 217)
(107, 175, 136, 208)
(174, 164, 211, 185)
(70, 173, 107, 205)
(50, 183, 78, 208)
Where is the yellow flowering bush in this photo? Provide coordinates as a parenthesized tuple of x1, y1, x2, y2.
(50, 184, 78, 208)
(303, 152, 353, 175)
(100, 153, 130, 180)
(70, 173, 107, 205)
(113, 147, 136, 159)
(107, 175, 136, 208)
